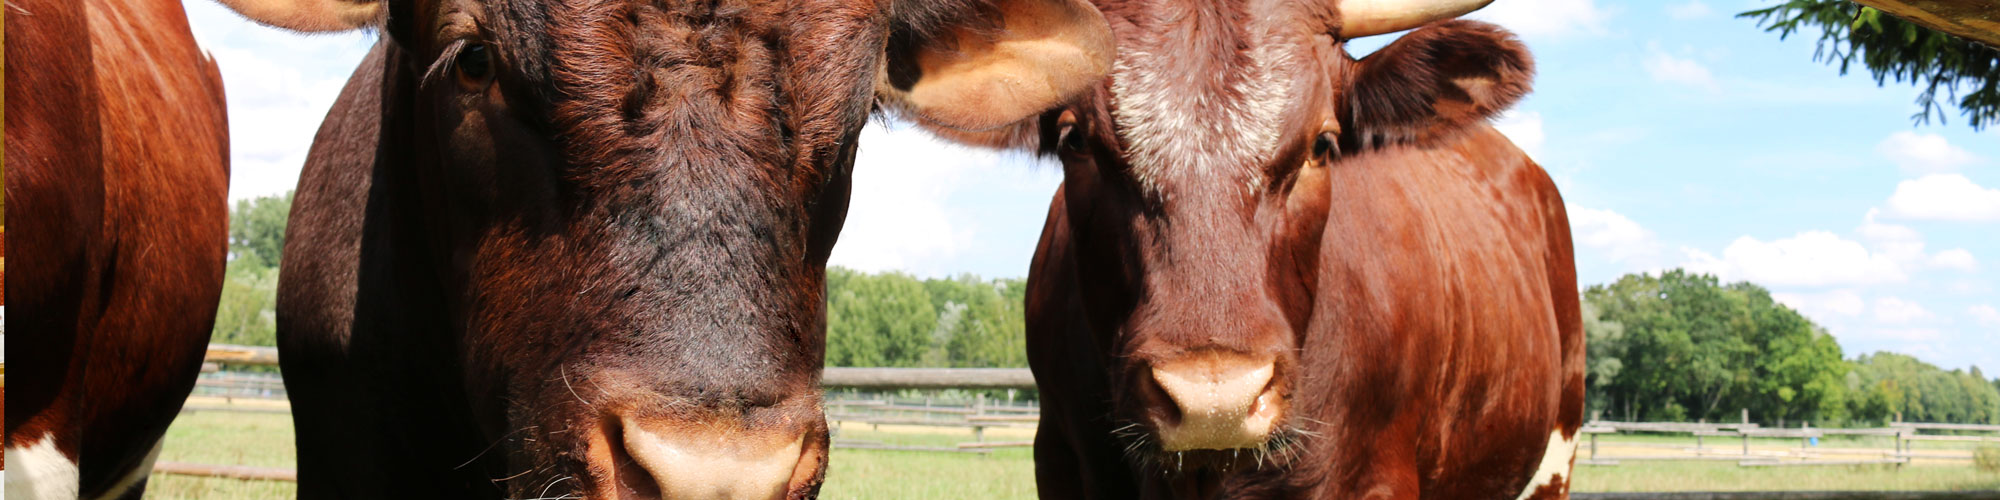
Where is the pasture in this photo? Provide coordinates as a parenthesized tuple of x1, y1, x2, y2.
(146, 397, 2000, 499)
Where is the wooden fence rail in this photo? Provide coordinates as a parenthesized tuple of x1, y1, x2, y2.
(204, 344, 1039, 390)
(1893, 422, 2000, 433)
(151, 462, 296, 482)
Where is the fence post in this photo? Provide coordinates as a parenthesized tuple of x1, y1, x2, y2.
(1741, 409, 1751, 456)
(1696, 418, 1705, 452)
(974, 394, 987, 442)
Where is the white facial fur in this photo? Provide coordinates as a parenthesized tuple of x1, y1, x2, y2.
(1108, 1, 1296, 195)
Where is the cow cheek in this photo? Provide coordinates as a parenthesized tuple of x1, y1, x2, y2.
(438, 94, 507, 205)
(1271, 162, 1330, 328)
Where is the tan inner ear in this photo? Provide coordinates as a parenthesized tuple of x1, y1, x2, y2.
(882, 0, 1114, 132)
(214, 0, 383, 33)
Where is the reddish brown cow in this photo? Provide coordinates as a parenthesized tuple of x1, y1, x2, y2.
(3, 0, 231, 497)
(216, 0, 1112, 498)
(918, 0, 1584, 498)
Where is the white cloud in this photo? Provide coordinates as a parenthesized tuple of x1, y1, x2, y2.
(1969, 305, 2000, 327)
(1873, 297, 1934, 323)
(1667, 1, 1712, 19)
(1949, 279, 1994, 295)
(1680, 231, 1906, 287)
(1853, 208, 1982, 272)
(1773, 289, 1866, 320)
(1855, 208, 1922, 243)
(1567, 205, 1660, 266)
(1970, 305, 2000, 327)
(1493, 110, 1545, 159)
(1855, 328, 1946, 342)
(1883, 174, 2000, 221)
(1877, 131, 1979, 175)
(829, 121, 1060, 277)
(185, 0, 375, 201)
(1466, 0, 1608, 39)
(829, 122, 988, 274)
(1855, 208, 1927, 263)
(1930, 249, 1980, 271)
(1644, 44, 1719, 91)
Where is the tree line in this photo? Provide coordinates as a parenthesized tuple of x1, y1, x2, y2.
(826, 267, 1030, 368)
(209, 191, 289, 349)
(1585, 270, 1999, 426)
(213, 193, 2000, 424)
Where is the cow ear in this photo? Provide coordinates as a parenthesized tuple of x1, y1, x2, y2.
(214, 0, 384, 32)
(1344, 20, 1531, 146)
(879, 0, 1115, 134)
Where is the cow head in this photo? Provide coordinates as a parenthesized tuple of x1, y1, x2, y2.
(931, 0, 1530, 477)
(218, 0, 1109, 497)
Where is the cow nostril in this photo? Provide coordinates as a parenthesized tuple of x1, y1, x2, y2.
(1146, 354, 1283, 451)
(588, 416, 666, 500)
(1137, 367, 1185, 427)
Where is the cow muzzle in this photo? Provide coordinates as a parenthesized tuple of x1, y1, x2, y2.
(589, 414, 822, 500)
(1147, 352, 1284, 451)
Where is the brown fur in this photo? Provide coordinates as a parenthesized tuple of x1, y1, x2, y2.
(994, 3, 1583, 499)
(1344, 20, 1534, 150)
(268, 0, 1108, 498)
(3, 0, 230, 497)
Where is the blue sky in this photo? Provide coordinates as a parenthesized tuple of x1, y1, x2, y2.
(186, 0, 1997, 373)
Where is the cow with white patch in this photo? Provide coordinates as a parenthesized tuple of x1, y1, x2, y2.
(6, 0, 231, 497)
(912, 0, 1586, 498)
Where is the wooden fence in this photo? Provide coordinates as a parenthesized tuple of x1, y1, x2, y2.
(825, 394, 1040, 452)
(181, 345, 2000, 496)
(1580, 416, 1996, 467)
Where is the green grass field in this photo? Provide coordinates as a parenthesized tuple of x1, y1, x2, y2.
(143, 409, 2000, 499)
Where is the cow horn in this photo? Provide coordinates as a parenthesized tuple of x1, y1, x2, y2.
(212, 0, 384, 33)
(1339, 0, 1494, 38)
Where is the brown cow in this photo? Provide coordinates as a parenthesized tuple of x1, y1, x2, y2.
(215, 0, 1112, 497)
(918, 0, 1584, 498)
(3, 0, 231, 497)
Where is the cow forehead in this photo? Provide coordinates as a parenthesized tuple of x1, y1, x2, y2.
(514, 0, 879, 178)
(1106, 4, 1302, 194)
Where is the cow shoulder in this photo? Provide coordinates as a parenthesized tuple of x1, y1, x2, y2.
(1343, 20, 1531, 148)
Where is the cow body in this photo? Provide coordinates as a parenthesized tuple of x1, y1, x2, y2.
(939, 0, 1585, 498)
(243, 0, 1114, 497)
(274, 40, 502, 497)
(3, 0, 231, 497)
(1029, 126, 1582, 499)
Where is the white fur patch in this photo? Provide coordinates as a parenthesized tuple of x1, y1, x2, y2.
(93, 436, 165, 500)
(1514, 429, 1577, 500)
(7, 433, 81, 500)
(1109, 3, 1295, 194)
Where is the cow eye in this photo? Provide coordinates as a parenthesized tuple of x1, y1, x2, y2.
(457, 43, 494, 87)
(1056, 110, 1085, 154)
(1312, 132, 1338, 160)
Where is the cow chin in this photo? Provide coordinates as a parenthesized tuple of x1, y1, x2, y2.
(1116, 422, 1310, 476)
(1112, 402, 1312, 476)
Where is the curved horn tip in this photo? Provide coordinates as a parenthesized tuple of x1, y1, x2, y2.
(1339, 0, 1496, 38)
